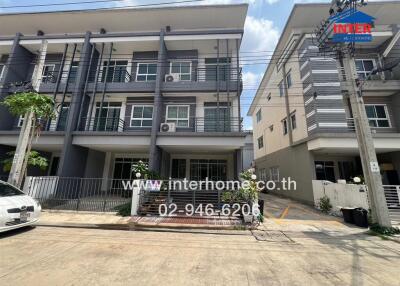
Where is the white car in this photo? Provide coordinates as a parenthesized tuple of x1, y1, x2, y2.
(0, 180, 41, 233)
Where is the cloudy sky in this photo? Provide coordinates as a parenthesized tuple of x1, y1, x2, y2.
(0, 0, 346, 128)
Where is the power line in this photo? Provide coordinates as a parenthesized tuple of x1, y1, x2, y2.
(0, 0, 204, 10)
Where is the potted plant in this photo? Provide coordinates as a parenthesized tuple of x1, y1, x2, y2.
(237, 169, 260, 223)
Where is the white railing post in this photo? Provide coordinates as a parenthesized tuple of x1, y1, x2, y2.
(131, 179, 141, 216)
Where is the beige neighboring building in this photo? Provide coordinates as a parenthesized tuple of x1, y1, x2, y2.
(248, 2, 400, 204)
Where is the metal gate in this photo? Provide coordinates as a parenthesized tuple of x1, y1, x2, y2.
(383, 185, 400, 223)
(24, 176, 131, 212)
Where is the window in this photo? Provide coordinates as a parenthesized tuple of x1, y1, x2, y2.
(170, 61, 191, 81)
(267, 93, 271, 101)
(41, 64, 55, 83)
(57, 102, 70, 131)
(290, 113, 296, 130)
(270, 167, 280, 182)
(94, 102, 121, 131)
(204, 58, 231, 81)
(166, 105, 189, 127)
(171, 159, 186, 179)
(315, 161, 335, 182)
(258, 168, 267, 181)
(113, 158, 148, 180)
(257, 136, 264, 149)
(338, 161, 355, 181)
(136, 63, 157, 81)
(190, 159, 227, 181)
(355, 59, 375, 79)
(256, 109, 262, 123)
(282, 118, 288, 135)
(130, 105, 153, 127)
(0, 182, 24, 197)
(279, 81, 284, 97)
(68, 61, 80, 83)
(365, 105, 390, 128)
(286, 72, 292, 88)
(102, 60, 128, 83)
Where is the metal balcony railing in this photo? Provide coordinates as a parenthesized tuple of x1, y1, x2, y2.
(79, 117, 125, 132)
(78, 116, 243, 133)
(39, 66, 243, 85)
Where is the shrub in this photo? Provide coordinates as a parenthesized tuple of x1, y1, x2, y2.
(319, 195, 332, 214)
(114, 202, 132, 217)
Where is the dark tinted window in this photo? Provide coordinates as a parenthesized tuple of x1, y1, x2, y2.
(0, 183, 24, 197)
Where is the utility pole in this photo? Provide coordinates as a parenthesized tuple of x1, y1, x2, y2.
(8, 40, 48, 188)
(315, 0, 391, 227)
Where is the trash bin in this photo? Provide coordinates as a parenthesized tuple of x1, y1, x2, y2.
(341, 207, 355, 224)
(258, 199, 264, 216)
(353, 208, 368, 228)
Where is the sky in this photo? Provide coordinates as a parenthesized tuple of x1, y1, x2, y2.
(0, 0, 351, 129)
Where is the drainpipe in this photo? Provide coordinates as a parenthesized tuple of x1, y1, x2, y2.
(282, 64, 293, 146)
(226, 39, 231, 130)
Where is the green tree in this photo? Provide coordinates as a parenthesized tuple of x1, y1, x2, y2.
(2, 151, 48, 173)
(1, 92, 55, 186)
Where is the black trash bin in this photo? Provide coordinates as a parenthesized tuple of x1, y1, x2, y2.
(353, 208, 369, 228)
(258, 199, 264, 216)
(341, 207, 355, 224)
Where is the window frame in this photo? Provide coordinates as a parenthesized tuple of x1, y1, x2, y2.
(365, 104, 391, 128)
(282, 118, 288, 135)
(290, 112, 297, 130)
(270, 167, 280, 182)
(257, 136, 264, 149)
(355, 58, 376, 79)
(101, 60, 128, 83)
(286, 72, 292, 88)
(278, 81, 284, 97)
(136, 62, 157, 82)
(41, 64, 56, 83)
(0, 64, 4, 80)
(130, 105, 154, 128)
(256, 109, 262, 123)
(169, 61, 192, 81)
(166, 105, 190, 128)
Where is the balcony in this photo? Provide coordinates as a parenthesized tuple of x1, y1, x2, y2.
(339, 67, 400, 97)
(38, 66, 243, 94)
(77, 116, 243, 133)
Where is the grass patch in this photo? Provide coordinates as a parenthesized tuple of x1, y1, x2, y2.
(369, 224, 400, 237)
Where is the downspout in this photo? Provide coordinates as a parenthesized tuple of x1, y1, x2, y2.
(216, 39, 220, 131)
(226, 39, 230, 131)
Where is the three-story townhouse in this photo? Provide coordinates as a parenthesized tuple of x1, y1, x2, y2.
(249, 2, 400, 205)
(0, 4, 251, 184)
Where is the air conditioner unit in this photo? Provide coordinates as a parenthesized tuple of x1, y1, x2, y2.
(160, 122, 176, 132)
(165, 73, 180, 82)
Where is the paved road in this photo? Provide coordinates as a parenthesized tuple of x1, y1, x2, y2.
(1, 225, 399, 286)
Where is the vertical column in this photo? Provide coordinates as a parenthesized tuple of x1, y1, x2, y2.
(149, 30, 166, 173)
(0, 33, 34, 130)
(235, 39, 241, 132)
(57, 31, 92, 177)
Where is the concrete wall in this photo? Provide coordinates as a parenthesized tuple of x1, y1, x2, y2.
(312, 180, 369, 215)
(255, 143, 315, 204)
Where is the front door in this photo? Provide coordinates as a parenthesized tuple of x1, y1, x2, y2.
(190, 159, 227, 181)
(204, 107, 231, 132)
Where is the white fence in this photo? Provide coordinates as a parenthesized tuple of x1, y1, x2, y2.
(312, 180, 369, 216)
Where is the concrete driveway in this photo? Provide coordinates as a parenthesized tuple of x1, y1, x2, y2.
(1, 222, 400, 285)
